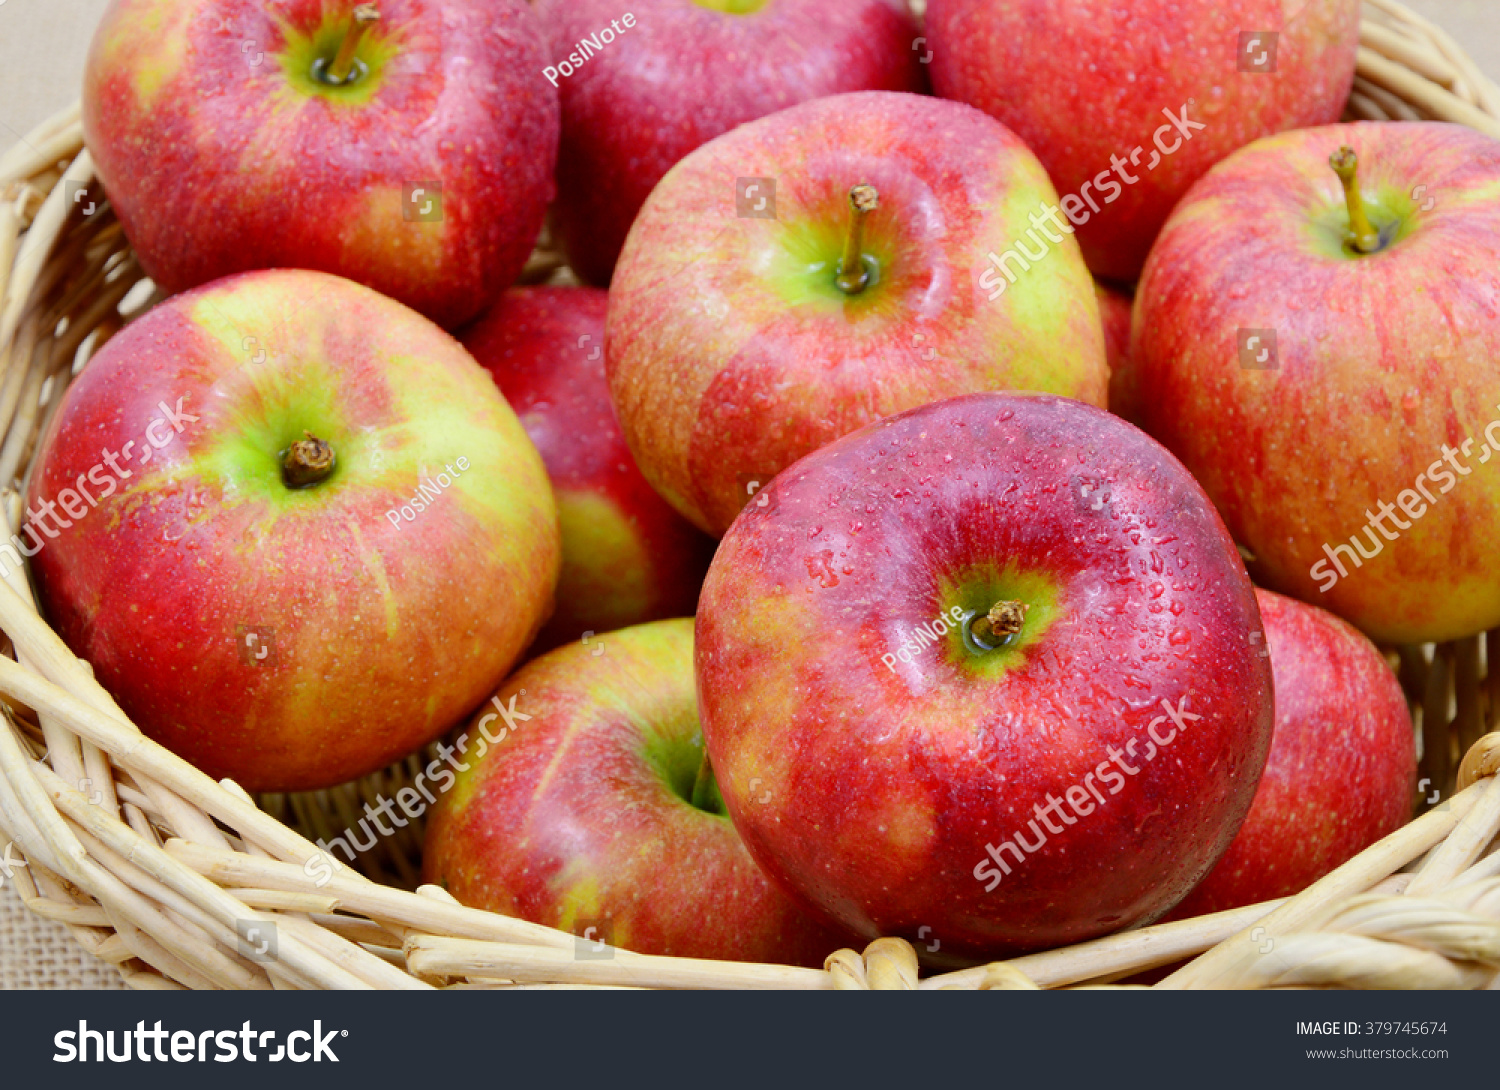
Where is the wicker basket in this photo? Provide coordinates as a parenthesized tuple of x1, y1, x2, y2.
(1, 0, 1499, 991)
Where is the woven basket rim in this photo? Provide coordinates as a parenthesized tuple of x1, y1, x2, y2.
(1, 0, 1499, 991)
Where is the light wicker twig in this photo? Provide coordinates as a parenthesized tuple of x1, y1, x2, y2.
(2, 1, 1500, 990)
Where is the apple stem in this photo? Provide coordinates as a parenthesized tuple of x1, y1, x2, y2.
(326, 3, 380, 85)
(970, 600, 1027, 648)
(283, 431, 336, 489)
(1329, 146, 1381, 255)
(835, 184, 879, 295)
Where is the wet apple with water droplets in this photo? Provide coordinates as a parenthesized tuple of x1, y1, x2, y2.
(695, 392, 1274, 962)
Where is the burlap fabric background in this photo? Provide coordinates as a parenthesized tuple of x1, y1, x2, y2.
(0, 884, 125, 989)
(0, 0, 1496, 990)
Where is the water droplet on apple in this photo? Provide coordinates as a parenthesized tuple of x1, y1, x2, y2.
(1169, 627, 1191, 646)
(804, 551, 839, 589)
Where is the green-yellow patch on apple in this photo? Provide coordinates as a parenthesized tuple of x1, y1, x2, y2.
(28, 269, 560, 790)
(554, 490, 654, 625)
(97, 0, 193, 111)
(985, 174, 1106, 394)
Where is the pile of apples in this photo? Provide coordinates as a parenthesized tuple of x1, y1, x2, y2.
(38, 0, 1500, 968)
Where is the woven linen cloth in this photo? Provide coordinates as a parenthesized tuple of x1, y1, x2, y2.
(0, 880, 126, 989)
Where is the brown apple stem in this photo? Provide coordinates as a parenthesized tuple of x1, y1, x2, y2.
(327, 3, 380, 84)
(970, 600, 1028, 648)
(1329, 146, 1381, 255)
(835, 184, 879, 295)
(283, 431, 336, 488)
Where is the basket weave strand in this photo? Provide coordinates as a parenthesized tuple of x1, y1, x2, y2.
(2, 1, 1500, 990)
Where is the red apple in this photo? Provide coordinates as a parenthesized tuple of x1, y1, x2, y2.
(1131, 122, 1500, 644)
(1095, 280, 1141, 424)
(1169, 589, 1415, 918)
(925, 0, 1360, 281)
(82, 0, 559, 330)
(421, 618, 847, 965)
(27, 269, 560, 791)
(696, 392, 1274, 962)
(608, 90, 1109, 537)
(460, 287, 716, 653)
(532, 0, 924, 285)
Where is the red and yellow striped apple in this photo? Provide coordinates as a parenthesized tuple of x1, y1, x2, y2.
(1169, 589, 1415, 918)
(696, 392, 1274, 962)
(422, 618, 847, 965)
(28, 269, 560, 791)
(925, 0, 1360, 281)
(1132, 122, 1500, 644)
(532, 0, 924, 286)
(608, 91, 1108, 537)
(1095, 280, 1140, 424)
(461, 287, 715, 653)
(83, 0, 558, 329)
